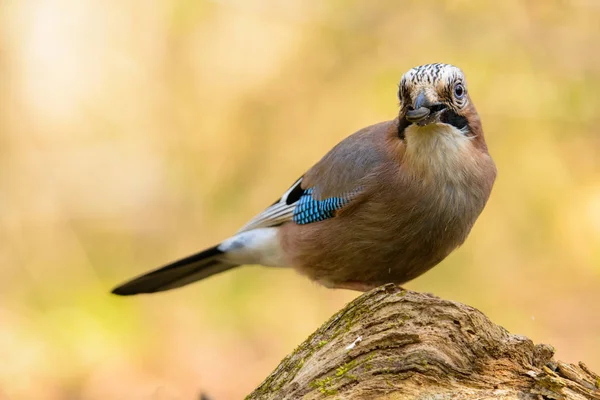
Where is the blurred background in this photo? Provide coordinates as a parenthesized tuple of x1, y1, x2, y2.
(1, 0, 599, 398)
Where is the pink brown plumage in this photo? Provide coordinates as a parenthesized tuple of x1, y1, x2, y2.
(112, 63, 496, 296)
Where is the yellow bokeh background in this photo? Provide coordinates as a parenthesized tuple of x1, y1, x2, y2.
(1, 0, 599, 398)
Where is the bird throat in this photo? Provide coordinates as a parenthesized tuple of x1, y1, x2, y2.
(403, 123, 474, 183)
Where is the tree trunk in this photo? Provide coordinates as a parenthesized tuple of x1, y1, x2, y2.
(247, 284, 600, 400)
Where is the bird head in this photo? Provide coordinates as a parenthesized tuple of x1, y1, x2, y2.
(398, 63, 475, 133)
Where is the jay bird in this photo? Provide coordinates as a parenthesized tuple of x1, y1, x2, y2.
(112, 63, 496, 295)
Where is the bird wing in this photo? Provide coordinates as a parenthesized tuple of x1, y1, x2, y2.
(238, 120, 394, 233)
(237, 177, 304, 232)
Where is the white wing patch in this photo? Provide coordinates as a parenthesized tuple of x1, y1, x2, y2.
(236, 177, 303, 233)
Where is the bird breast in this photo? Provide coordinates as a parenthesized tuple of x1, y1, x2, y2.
(398, 122, 496, 232)
(402, 123, 476, 186)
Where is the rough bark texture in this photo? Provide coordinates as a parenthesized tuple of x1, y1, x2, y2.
(247, 284, 600, 400)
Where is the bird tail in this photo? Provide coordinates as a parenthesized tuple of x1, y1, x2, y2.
(111, 245, 238, 296)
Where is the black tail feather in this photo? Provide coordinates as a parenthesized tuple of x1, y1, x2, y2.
(111, 245, 237, 296)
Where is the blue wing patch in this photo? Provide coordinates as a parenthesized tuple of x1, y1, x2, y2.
(293, 188, 353, 225)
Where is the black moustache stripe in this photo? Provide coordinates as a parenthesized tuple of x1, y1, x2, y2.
(398, 109, 470, 140)
(397, 117, 410, 140)
(440, 109, 468, 131)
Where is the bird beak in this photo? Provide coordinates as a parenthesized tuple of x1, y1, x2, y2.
(405, 92, 446, 125)
(406, 92, 431, 122)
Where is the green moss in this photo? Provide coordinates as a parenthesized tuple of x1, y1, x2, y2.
(309, 359, 359, 397)
(310, 376, 338, 396)
(328, 294, 375, 339)
(536, 376, 565, 392)
(335, 360, 357, 377)
(361, 353, 375, 371)
(317, 340, 328, 348)
(536, 368, 566, 392)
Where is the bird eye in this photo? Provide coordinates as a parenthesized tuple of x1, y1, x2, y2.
(454, 83, 465, 99)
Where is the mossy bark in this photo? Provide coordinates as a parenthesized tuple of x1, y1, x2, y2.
(247, 284, 600, 400)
